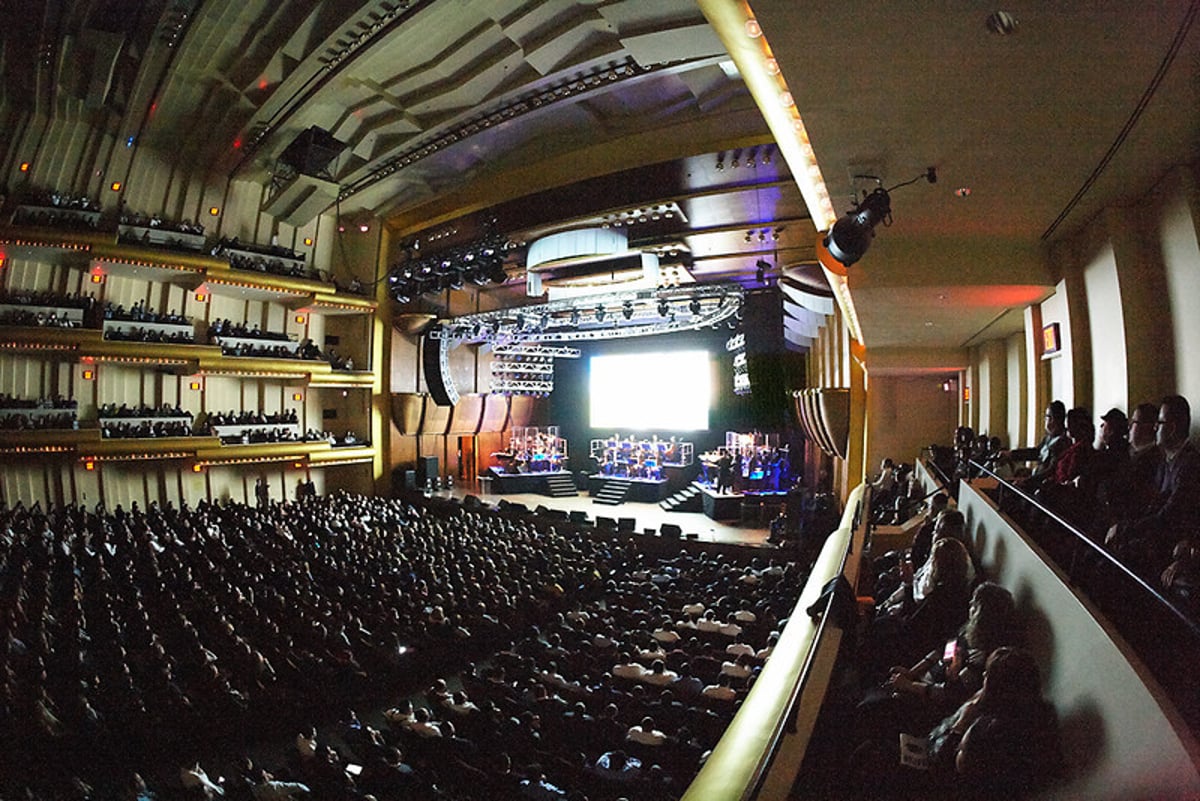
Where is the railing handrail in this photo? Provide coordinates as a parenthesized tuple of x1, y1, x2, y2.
(679, 484, 869, 801)
(967, 458, 1200, 640)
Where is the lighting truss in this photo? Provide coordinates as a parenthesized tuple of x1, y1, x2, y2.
(491, 344, 582, 359)
(430, 283, 744, 346)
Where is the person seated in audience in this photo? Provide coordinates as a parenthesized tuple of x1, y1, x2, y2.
(864, 538, 974, 677)
(1107, 395, 1200, 576)
(1009, 401, 1070, 490)
(862, 583, 1019, 738)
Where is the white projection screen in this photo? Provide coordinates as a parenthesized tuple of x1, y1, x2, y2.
(589, 351, 711, 430)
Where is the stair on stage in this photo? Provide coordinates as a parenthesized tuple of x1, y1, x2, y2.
(660, 483, 703, 512)
(545, 473, 578, 498)
(594, 477, 631, 505)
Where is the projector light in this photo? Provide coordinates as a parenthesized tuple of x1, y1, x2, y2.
(823, 188, 891, 267)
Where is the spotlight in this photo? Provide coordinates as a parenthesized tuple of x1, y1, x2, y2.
(595, 305, 606, 323)
(515, 314, 525, 330)
(823, 188, 892, 267)
(657, 299, 670, 317)
(570, 309, 581, 326)
(621, 302, 634, 320)
(689, 298, 702, 315)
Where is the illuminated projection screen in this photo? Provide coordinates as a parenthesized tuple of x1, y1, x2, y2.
(589, 351, 711, 430)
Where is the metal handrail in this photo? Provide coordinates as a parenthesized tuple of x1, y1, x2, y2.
(968, 458, 1200, 640)
(745, 487, 870, 800)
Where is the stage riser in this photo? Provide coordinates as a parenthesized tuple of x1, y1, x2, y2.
(587, 475, 669, 503)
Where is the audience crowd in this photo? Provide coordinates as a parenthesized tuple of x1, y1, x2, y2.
(0, 290, 98, 329)
(10, 189, 101, 231)
(0, 395, 78, 431)
(0, 492, 799, 800)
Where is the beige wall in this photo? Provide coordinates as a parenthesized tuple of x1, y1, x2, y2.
(865, 373, 960, 473)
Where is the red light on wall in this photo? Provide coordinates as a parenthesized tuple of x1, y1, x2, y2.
(84, 460, 95, 471)
(292, 392, 303, 402)
(19, 162, 29, 172)
(233, 138, 242, 149)
(189, 380, 202, 391)
(82, 369, 95, 381)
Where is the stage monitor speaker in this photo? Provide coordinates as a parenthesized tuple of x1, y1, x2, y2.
(505, 502, 529, 513)
(535, 505, 549, 515)
(686, 532, 699, 540)
(545, 509, 569, 521)
(644, 528, 657, 537)
(463, 495, 483, 510)
(661, 523, 682, 538)
(596, 516, 617, 530)
(417, 456, 438, 486)
(569, 511, 589, 523)
(617, 517, 636, 532)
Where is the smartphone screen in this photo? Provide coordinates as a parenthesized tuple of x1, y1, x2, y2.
(345, 764, 363, 776)
(942, 639, 958, 662)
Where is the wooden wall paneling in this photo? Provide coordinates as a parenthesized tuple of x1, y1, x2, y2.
(481, 393, 510, 433)
(448, 394, 484, 435)
(390, 393, 425, 434)
(509, 395, 537, 428)
(421, 394, 451, 435)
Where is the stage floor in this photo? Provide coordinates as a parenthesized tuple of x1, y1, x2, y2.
(431, 479, 771, 548)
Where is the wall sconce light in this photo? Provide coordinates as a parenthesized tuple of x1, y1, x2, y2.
(292, 392, 303, 402)
(304, 237, 313, 246)
(293, 461, 305, 469)
(84, 460, 95, 471)
(194, 290, 208, 302)
(82, 369, 95, 381)
(110, 181, 122, 191)
(295, 314, 306, 324)
(192, 464, 204, 473)
(209, 206, 220, 216)
(189, 380, 202, 391)
(19, 162, 30, 172)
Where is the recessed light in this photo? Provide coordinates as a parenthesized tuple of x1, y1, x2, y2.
(924, 321, 935, 327)
(955, 187, 972, 198)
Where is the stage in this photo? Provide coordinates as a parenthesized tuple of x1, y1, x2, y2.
(483, 468, 575, 495)
(436, 479, 771, 547)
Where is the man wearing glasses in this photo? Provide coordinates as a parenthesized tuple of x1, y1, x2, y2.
(1107, 395, 1200, 577)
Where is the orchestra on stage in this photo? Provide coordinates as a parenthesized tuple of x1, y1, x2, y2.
(589, 434, 693, 481)
(490, 426, 568, 474)
(699, 431, 790, 494)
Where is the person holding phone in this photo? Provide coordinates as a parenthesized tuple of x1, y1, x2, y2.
(860, 583, 1018, 738)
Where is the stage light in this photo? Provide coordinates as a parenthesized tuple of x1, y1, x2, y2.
(622, 302, 633, 320)
(657, 300, 670, 317)
(595, 305, 606, 323)
(689, 298, 702, 315)
(570, 309, 581, 326)
(823, 188, 891, 267)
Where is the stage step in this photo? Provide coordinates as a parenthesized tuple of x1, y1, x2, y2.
(660, 483, 703, 512)
(594, 478, 632, 505)
(544, 473, 578, 497)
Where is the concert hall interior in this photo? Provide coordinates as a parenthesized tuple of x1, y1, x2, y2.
(2, 1, 1200, 799)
